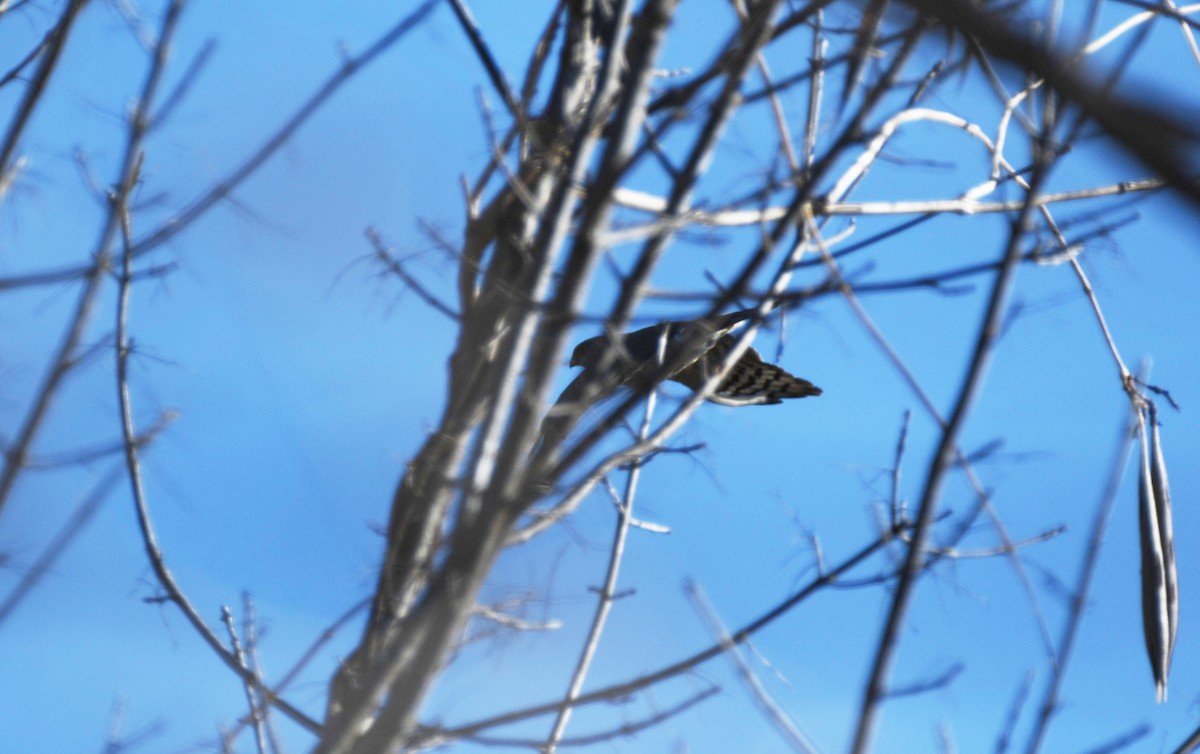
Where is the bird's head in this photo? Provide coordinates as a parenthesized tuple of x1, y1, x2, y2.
(569, 336, 601, 368)
(570, 332, 632, 369)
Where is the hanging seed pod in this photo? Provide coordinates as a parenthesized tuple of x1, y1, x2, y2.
(1150, 409, 1180, 675)
(1138, 408, 1174, 702)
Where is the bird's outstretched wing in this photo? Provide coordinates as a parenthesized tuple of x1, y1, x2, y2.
(569, 308, 760, 375)
(670, 334, 822, 406)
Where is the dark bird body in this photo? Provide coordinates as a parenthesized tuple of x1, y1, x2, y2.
(533, 311, 820, 458)
(567, 312, 822, 407)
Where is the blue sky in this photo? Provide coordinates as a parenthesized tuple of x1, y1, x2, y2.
(3, 2, 1200, 752)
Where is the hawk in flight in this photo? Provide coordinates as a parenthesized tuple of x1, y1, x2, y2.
(565, 309, 822, 407)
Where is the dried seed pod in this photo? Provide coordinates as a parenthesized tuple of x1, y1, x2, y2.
(1138, 410, 1175, 703)
(1150, 413, 1180, 673)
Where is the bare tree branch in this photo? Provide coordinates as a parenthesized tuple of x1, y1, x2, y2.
(850, 142, 1051, 754)
(424, 525, 900, 743)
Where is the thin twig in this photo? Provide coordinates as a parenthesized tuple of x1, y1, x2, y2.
(1023, 392, 1143, 754)
(0, 5, 433, 294)
(473, 604, 562, 632)
(25, 411, 178, 470)
(0, 32, 50, 89)
(242, 594, 284, 754)
(810, 215, 1059, 667)
(105, 5, 318, 733)
(889, 411, 911, 529)
(0, 465, 123, 627)
(607, 172, 1161, 230)
(0, 0, 149, 520)
(687, 582, 819, 754)
(0, 0, 87, 180)
(445, 686, 720, 750)
(1079, 724, 1151, 754)
(221, 605, 269, 754)
(542, 328, 666, 752)
(367, 228, 460, 321)
(992, 671, 1034, 754)
(803, 10, 826, 173)
(223, 598, 370, 743)
(849, 157, 1047, 754)
(422, 525, 900, 743)
(128, 1, 439, 259)
(445, 0, 523, 120)
(153, 38, 217, 129)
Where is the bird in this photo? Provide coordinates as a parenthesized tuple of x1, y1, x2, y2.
(565, 310, 822, 407)
(530, 311, 820, 461)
